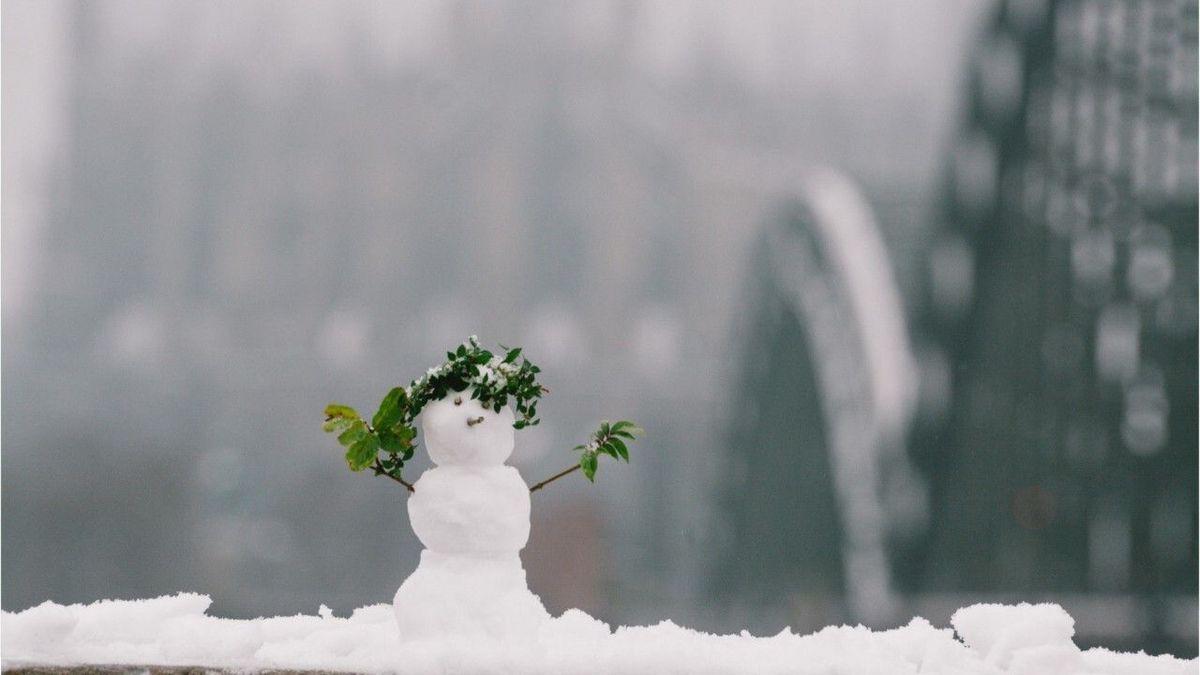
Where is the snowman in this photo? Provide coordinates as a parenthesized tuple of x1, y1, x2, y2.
(392, 389, 550, 641)
(323, 337, 639, 641)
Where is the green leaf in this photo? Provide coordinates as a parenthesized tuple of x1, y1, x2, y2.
(322, 416, 355, 434)
(337, 420, 369, 448)
(611, 421, 643, 437)
(598, 443, 619, 459)
(580, 451, 598, 482)
(600, 421, 611, 437)
(345, 434, 381, 471)
(609, 437, 629, 462)
(398, 425, 416, 443)
(475, 350, 493, 364)
(372, 387, 407, 430)
(504, 347, 522, 363)
(324, 403, 359, 421)
(378, 425, 414, 454)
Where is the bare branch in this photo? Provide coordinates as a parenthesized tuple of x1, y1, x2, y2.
(528, 463, 581, 493)
(372, 459, 415, 492)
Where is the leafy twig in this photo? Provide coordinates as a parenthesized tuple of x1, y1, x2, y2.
(372, 459, 415, 492)
(529, 420, 643, 493)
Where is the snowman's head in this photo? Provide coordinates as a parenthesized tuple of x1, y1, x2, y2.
(422, 388, 515, 466)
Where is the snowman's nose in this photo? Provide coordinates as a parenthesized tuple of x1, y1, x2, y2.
(466, 416, 485, 427)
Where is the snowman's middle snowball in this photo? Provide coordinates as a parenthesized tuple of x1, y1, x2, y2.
(408, 465, 532, 554)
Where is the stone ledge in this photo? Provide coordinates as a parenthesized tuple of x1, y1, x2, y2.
(4, 667, 343, 675)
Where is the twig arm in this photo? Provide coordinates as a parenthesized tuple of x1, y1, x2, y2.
(372, 459, 415, 492)
(528, 463, 580, 493)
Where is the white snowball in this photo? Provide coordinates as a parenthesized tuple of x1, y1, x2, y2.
(408, 465, 531, 555)
(951, 603, 1075, 668)
(422, 391, 515, 466)
(392, 550, 550, 641)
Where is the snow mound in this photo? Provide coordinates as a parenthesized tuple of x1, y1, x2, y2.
(951, 602, 1076, 668)
(3, 594, 1194, 674)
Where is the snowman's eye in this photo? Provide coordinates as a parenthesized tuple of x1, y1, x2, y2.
(453, 397, 462, 406)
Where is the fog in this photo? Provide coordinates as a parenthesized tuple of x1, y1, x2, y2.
(4, 0, 1195, 658)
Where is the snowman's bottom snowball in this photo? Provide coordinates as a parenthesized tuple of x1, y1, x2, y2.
(393, 549, 549, 641)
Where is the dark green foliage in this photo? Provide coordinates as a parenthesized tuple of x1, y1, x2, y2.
(322, 336, 547, 486)
(575, 420, 643, 482)
(323, 336, 642, 491)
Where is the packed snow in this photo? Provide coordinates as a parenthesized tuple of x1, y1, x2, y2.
(395, 392, 548, 639)
(4, 595, 1194, 674)
(3, 393, 1194, 673)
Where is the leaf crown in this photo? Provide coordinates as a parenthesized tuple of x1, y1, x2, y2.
(323, 336, 546, 476)
(409, 335, 546, 430)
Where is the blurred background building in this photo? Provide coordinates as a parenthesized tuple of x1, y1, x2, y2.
(907, 0, 1197, 654)
(3, 0, 1195, 658)
(711, 0, 1197, 655)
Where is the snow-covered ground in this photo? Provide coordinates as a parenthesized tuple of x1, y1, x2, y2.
(2, 593, 1194, 675)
